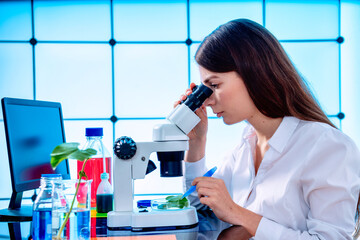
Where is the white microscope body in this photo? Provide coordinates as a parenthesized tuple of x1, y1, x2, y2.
(107, 84, 213, 231)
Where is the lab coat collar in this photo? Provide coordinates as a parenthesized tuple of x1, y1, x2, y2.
(243, 123, 256, 140)
(242, 116, 300, 153)
(268, 116, 300, 153)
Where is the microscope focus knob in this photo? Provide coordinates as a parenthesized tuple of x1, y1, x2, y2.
(113, 136, 137, 160)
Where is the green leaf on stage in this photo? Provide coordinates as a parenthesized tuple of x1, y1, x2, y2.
(166, 195, 189, 209)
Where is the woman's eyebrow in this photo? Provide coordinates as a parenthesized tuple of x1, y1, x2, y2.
(203, 75, 218, 84)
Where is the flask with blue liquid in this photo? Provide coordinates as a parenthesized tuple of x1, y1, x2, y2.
(32, 174, 63, 240)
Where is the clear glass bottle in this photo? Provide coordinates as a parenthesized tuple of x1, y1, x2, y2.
(51, 177, 67, 238)
(96, 172, 113, 213)
(77, 127, 112, 209)
(32, 174, 63, 240)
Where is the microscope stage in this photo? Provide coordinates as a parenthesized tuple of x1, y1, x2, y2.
(107, 206, 198, 231)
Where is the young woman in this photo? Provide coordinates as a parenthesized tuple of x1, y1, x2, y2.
(180, 19, 360, 239)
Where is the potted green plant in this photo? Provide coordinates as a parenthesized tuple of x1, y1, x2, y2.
(50, 142, 97, 240)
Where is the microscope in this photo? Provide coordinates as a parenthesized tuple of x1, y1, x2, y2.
(107, 84, 213, 231)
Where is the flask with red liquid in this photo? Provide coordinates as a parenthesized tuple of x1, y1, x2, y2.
(77, 128, 111, 209)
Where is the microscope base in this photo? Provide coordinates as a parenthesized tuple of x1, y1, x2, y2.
(107, 207, 198, 232)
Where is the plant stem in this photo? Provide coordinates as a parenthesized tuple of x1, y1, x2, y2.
(56, 158, 90, 239)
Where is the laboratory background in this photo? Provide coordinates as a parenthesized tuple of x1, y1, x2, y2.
(0, 0, 360, 211)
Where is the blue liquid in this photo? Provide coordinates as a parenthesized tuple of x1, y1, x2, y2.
(62, 210, 91, 239)
(32, 208, 52, 240)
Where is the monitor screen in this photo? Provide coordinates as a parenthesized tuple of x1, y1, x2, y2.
(2, 97, 70, 194)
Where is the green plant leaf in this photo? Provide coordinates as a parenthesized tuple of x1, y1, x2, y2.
(165, 195, 189, 209)
(51, 143, 79, 169)
(165, 195, 178, 201)
(69, 148, 97, 161)
(50, 142, 96, 169)
(51, 142, 79, 155)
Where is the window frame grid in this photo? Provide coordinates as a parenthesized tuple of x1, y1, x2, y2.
(0, 0, 345, 159)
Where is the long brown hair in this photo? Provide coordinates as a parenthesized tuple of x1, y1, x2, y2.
(195, 18, 359, 222)
(195, 18, 335, 128)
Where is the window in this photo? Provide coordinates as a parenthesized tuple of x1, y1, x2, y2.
(1, 0, 359, 196)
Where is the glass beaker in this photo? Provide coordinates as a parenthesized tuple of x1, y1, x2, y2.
(53, 179, 92, 240)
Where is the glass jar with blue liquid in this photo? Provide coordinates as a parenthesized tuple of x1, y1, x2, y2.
(32, 174, 63, 240)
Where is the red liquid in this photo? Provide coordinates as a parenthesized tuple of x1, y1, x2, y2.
(77, 157, 112, 208)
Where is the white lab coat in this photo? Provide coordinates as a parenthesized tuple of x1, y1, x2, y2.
(184, 116, 360, 239)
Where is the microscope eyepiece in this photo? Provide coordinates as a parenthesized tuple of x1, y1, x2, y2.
(166, 83, 213, 135)
(183, 84, 213, 112)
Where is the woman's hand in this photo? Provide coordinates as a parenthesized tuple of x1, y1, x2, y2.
(174, 83, 208, 162)
(193, 177, 240, 223)
(193, 177, 263, 236)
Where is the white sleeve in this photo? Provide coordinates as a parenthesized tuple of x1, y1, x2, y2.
(184, 157, 208, 209)
(254, 129, 360, 240)
(183, 148, 238, 209)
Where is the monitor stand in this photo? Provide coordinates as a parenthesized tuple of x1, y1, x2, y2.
(0, 192, 33, 222)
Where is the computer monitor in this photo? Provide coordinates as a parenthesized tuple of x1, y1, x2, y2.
(0, 97, 70, 221)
